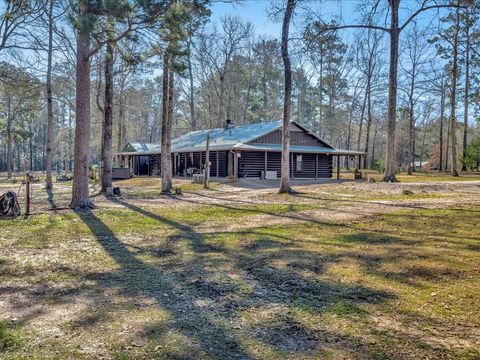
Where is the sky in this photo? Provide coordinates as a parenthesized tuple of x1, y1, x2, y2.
(208, 0, 448, 39)
(210, 1, 281, 38)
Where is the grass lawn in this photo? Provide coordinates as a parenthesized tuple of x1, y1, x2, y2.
(352, 170, 480, 183)
(0, 176, 479, 359)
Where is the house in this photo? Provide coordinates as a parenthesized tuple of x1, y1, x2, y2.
(113, 120, 366, 179)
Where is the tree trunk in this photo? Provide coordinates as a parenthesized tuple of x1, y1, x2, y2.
(445, 118, 450, 170)
(117, 97, 124, 152)
(6, 98, 12, 179)
(461, 23, 470, 172)
(363, 77, 372, 169)
(279, 0, 295, 194)
(407, 96, 414, 175)
(357, 88, 368, 151)
(45, 0, 54, 190)
(382, 0, 399, 182)
(439, 75, 445, 171)
(68, 99, 73, 171)
(449, 4, 459, 177)
(101, 23, 114, 194)
(318, 47, 323, 137)
(161, 54, 173, 193)
(370, 121, 379, 169)
(29, 119, 33, 171)
(218, 74, 225, 124)
(70, 3, 95, 209)
(187, 34, 196, 130)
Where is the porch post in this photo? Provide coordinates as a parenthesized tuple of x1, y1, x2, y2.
(315, 153, 318, 179)
(290, 152, 294, 179)
(216, 151, 219, 178)
(173, 153, 176, 177)
(264, 151, 267, 177)
(234, 151, 238, 178)
(184, 153, 187, 178)
(336, 155, 340, 180)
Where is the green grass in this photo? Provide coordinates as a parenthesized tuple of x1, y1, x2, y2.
(1, 179, 480, 359)
(359, 170, 480, 183)
(0, 321, 23, 352)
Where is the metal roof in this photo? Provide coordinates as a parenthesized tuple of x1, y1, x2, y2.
(115, 121, 366, 156)
(235, 143, 367, 156)
(124, 142, 161, 152)
(171, 120, 283, 151)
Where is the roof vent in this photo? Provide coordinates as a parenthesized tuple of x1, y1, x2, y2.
(225, 119, 233, 129)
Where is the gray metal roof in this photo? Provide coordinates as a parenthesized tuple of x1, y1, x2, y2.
(124, 142, 161, 152)
(171, 120, 283, 152)
(115, 121, 366, 156)
(236, 143, 367, 156)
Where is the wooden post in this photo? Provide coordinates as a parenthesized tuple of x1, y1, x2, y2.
(315, 154, 318, 179)
(233, 152, 238, 178)
(184, 153, 188, 178)
(264, 151, 267, 178)
(172, 153, 176, 177)
(216, 151, 219, 178)
(204, 133, 210, 188)
(25, 173, 31, 215)
(336, 155, 340, 179)
(290, 153, 294, 178)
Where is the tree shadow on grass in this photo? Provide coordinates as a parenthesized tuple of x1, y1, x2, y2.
(75, 209, 252, 359)
(165, 194, 480, 244)
(293, 193, 480, 214)
(70, 200, 400, 358)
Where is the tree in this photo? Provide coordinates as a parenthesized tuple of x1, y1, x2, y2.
(0, 0, 45, 53)
(45, 0, 54, 190)
(313, 0, 465, 182)
(279, 0, 296, 194)
(161, 52, 174, 193)
(70, 0, 94, 209)
(400, 25, 431, 174)
(0, 64, 42, 178)
(100, 17, 115, 194)
(69, 0, 147, 208)
(160, 1, 209, 193)
(463, 136, 480, 170)
(449, 3, 460, 177)
(460, 5, 477, 171)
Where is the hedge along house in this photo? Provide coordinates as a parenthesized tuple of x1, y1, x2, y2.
(113, 120, 367, 180)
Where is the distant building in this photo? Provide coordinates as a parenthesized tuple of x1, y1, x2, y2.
(113, 120, 366, 179)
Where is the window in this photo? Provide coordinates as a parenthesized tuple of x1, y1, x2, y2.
(296, 154, 303, 171)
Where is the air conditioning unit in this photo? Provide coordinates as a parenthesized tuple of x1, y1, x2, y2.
(192, 174, 204, 183)
(261, 170, 277, 180)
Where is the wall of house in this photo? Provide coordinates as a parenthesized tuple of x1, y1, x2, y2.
(250, 128, 331, 148)
(176, 151, 229, 177)
(238, 151, 332, 178)
(129, 150, 332, 179)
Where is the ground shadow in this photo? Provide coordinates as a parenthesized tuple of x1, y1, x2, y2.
(71, 200, 399, 357)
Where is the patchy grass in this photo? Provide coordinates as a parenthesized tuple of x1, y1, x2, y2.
(356, 170, 480, 183)
(0, 321, 23, 352)
(1, 177, 480, 359)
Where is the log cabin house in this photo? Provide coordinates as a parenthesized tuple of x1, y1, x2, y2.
(113, 120, 366, 180)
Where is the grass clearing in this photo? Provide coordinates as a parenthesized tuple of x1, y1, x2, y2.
(1, 176, 479, 359)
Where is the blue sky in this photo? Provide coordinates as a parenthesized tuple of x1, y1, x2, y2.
(210, 1, 281, 38)
(209, 0, 448, 39)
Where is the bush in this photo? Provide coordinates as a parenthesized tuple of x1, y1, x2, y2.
(462, 137, 480, 171)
